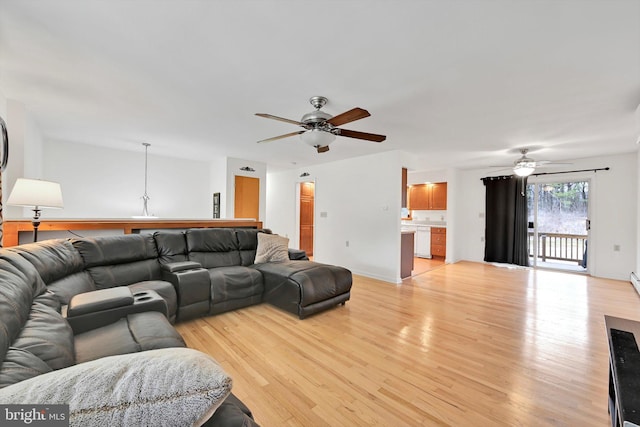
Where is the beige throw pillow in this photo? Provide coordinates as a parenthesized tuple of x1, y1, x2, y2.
(254, 233, 290, 263)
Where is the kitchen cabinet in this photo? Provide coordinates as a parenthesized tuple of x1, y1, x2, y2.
(430, 183, 447, 210)
(408, 182, 447, 210)
(401, 231, 414, 278)
(431, 227, 446, 257)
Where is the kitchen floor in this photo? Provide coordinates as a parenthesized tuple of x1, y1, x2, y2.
(411, 256, 445, 276)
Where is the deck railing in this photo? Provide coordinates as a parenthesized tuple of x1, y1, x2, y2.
(528, 232, 587, 264)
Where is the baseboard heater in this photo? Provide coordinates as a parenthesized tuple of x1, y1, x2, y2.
(631, 272, 640, 297)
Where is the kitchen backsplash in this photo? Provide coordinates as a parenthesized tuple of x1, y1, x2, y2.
(411, 210, 447, 222)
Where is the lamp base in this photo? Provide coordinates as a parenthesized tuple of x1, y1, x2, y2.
(31, 207, 41, 242)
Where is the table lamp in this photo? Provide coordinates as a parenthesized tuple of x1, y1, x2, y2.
(7, 178, 64, 242)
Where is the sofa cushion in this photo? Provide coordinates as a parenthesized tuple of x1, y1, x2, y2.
(0, 348, 233, 427)
(186, 229, 241, 268)
(74, 311, 185, 364)
(73, 234, 159, 267)
(254, 260, 352, 305)
(72, 235, 162, 289)
(8, 239, 86, 285)
(208, 266, 264, 304)
(236, 229, 262, 266)
(0, 347, 53, 388)
(47, 271, 96, 305)
(10, 292, 75, 371)
(254, 232, 289, 264)
(154, 231, 189, 264)
(0, 251, 74, 388)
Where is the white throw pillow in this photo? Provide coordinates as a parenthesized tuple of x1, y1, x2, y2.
(254, 233, 290, 264)
(0, 348, 232, 427)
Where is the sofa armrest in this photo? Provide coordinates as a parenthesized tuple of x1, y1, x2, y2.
(161, 266, 210, 321)
(67, 287, 134, 317)
(161, 261, 203, 273)
(288, 248, 309, 261)
(65, 289, 168, 334)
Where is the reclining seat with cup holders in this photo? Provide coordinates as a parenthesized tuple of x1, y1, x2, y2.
(2, 239, 259, 426)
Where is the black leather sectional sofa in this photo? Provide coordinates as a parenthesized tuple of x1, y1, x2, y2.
(0, 228, 352, 426)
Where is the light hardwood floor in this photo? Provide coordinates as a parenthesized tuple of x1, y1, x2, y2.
(176, 261, 639, 426)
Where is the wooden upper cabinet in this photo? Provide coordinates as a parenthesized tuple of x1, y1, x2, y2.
(408, 182, 447, 210)
(409, 185, 428, 210)
(430, 182, 447, 210)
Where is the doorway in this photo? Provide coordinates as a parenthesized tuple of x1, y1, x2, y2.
(234, 176, 259, 220)
(527, 179, 589, 273)
(299, 181, 314, 257)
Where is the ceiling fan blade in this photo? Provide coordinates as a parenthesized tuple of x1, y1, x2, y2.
(255, 113, 304, 127)
(317, 145, 330, 153)
(326, 108, 370, 126)
(257, 130, 305, 143)
(536, 160, 573, 166)
(337, 128, 386, 142)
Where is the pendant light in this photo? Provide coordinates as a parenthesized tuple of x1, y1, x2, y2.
(133, 142, 157, 218)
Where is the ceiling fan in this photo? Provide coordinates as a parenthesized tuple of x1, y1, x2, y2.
(494, 148, 571, 177)
(255, 96, 386, 153)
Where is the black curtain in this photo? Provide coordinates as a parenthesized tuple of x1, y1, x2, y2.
(482, 175, 529, 266)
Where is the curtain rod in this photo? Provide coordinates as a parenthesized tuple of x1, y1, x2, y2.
(530, 167, 609, 176)
(481, 167, 609, 181)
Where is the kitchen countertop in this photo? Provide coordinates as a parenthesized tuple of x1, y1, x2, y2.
(401, 220, 447, 227)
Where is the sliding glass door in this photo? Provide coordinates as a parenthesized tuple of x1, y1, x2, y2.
(527, 180, 590, 273)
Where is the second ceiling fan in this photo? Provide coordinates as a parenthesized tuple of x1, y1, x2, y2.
(256, 96, 386, 153)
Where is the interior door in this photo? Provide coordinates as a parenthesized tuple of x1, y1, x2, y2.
(234, 176, 259, 220)
(299, 182, 314, 256)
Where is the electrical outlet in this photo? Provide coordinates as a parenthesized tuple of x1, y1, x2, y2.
(614, 244, 621, 252)
(346, 241, 349, 247)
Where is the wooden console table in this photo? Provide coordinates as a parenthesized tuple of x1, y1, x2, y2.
(2, 218, 263, 247)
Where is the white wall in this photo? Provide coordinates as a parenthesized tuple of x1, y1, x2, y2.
(37, 140, 212, 218)
(452, 152, 637, 281)
(210, 156, 227, 218)
(637, 148, 640, 278)
(266, 151, 403, 283)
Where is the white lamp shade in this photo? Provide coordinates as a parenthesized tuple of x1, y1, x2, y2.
(300, 129, 336, 147)
(7, 178, 64, 209)
(513, 162, 535, 177)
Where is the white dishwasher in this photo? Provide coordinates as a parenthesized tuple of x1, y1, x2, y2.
(415, 226, 431, 258)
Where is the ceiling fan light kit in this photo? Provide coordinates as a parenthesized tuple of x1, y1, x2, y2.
(491, 148, 572, 177)
(300, 128, 336, 148)
(256, 96, 386, 154)
(513, 162, 535, 177)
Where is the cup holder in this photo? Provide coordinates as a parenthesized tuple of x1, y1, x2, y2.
(136, 296, 153, 302)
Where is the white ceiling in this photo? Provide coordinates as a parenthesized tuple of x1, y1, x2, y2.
(1, 0, 639, 172)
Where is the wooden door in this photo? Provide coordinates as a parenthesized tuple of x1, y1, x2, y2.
(299, 182, 314, 256)
(234, 176, 259, 220)
(401, 168, 408, 208)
